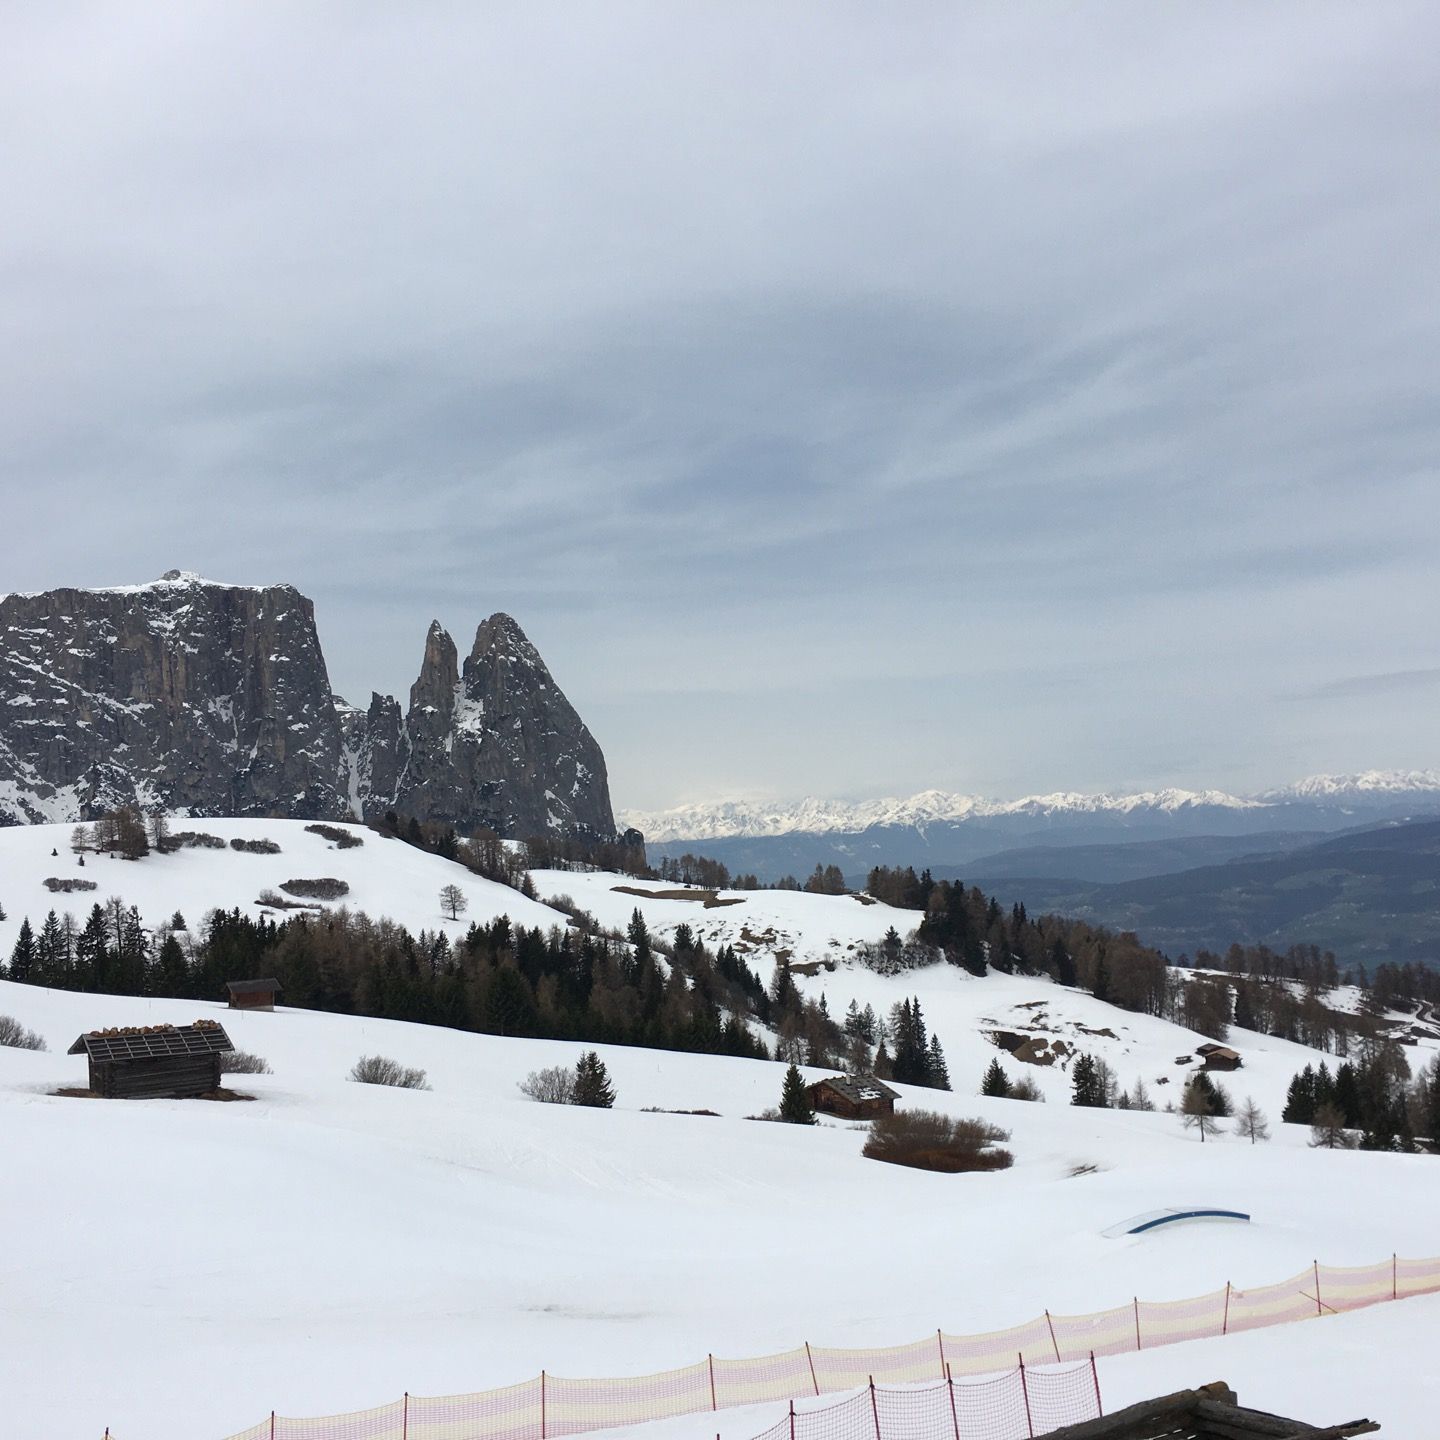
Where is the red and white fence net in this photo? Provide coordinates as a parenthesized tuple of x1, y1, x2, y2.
(202, 1253, 1440, 1440)
(749, 1366, 1102, 1440)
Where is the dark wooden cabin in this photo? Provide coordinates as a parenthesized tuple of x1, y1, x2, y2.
(67, 1021, 234, 1099)
(1196, 1042, 1242, 1072)
(1034, 1380, 1376, 1439)
(225, 978, 282, 1012)
(807, 1073, 899, 1120)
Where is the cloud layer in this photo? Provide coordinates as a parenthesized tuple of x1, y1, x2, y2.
(2, 4, 1437, 808)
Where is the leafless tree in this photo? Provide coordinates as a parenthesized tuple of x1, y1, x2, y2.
(1236, 1096, 1270, 1144)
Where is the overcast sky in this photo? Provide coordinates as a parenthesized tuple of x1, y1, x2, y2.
(2, 4, 1437, 812)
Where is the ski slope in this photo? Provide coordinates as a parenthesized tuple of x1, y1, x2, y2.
(2, 977, 1439, 1440)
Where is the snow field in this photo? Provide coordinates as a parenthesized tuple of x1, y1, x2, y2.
(3, 977, 1438, 1440)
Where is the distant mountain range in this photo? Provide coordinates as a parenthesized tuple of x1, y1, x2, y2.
(625, 771, 1440, 844)
(627, 774, 1440, 968)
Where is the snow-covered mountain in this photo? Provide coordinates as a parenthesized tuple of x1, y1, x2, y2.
(0, 572, 614, 838)
(624, 772, 1440, 844)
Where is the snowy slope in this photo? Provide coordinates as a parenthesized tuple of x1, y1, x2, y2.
(0, 819, 565, 953)
(530, 868, 923, 969)
(3, 977, 1439, 1440)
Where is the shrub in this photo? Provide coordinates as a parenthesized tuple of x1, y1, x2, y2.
(257, 889, 321, 910)
(231, 837, 282, 854)
(0, 1015, 47, 1051)
(519, 1065, 576, 1104)
(280, 877, 350, 900)
(1009, 1074, 1046, 1102)
(863, 1109, 1013, 1173)
(305, 823, 363, 849)
(220, 1050, 272, 1075)
(170, 831, 227, 849)
(349, 1055, 430, 1090)
(43, 877, 98, 893)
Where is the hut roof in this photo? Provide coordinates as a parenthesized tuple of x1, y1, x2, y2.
(67, 1021, 234, 1062)
(1034, 1380, 1377, 1438)
(225, 978, 282, 997)
(811, 1073, 899, 1104)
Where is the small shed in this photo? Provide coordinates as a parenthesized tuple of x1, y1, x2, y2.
(1196, 1043, 1242, 1072)
(225, 978, 282, 1012)
(807, 1073, 899, 1120)
(1033, 1379, 1376, 1438)
(67, 1021, 234, 1099)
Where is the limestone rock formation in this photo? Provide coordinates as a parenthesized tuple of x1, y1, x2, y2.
(0, 573, 616, 839)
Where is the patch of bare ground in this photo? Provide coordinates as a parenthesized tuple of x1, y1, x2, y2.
(611, 885, 746, 909)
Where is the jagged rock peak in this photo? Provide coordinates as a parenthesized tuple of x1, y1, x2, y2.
(0, 579, 617, 841)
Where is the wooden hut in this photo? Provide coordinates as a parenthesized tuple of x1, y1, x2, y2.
(807, 1073, 899, 1120)
(1033, 1379, 1376, 1438)
(1196, 1042, 1242, 1072)
(225, 978, 282, 1012)
(67, 1021, 234, 1099)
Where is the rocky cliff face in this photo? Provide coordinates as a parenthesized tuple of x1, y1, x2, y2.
(0, 573, 616, 838)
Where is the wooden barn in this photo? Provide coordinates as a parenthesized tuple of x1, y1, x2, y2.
(1196, 1042, 1242, 1072)
(67, 1020, 234, 1099)
(225, 977, 282, 1012)
(807, 1073, 899, 1120)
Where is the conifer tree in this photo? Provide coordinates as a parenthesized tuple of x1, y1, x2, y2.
(1070, 1053, 1109, 1108)
(981, 1057, 1011, 1098)
(1236, 1096, 1270, 1144)
(1181, 1078, 1224, 1142)
(572, 1050, 616, 1108)
(779, 1063, 815, 1124)
(7, 917, 36, 984)
(926, 1033, 951, 1090)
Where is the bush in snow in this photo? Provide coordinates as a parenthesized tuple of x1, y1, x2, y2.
(1009, 1074, 1046, 1102)
(519, 1065, 576, 1104)
(0, 1015, 47, 1051)
(171, 831, 227, 849)
(305, 823, 363, 849)
(221, 1050, 272, 1075)
(863, 1109, 1013, 1173)
(231, 837, 282, 854)
(281, 877, 349, 900)
(349, 1055, 430, 1090)
(44, 877, 98, 893)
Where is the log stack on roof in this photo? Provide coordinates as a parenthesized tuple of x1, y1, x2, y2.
(67, 1020, 234, 1099)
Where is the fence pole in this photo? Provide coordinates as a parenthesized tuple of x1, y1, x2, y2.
(1044, 1310, 1060, 1363)
(869, 1376, 881, 1440)
(805, 1341, 820, 1396)
(1314, 1262, 1322, 1317)
(789, 1400, 796, 1440)
(709, 1354, 718, 1411)
(403, 1392, 409, 1440)
(270, 1412, 276, 1440)
(1017, 1356, 1034, 1440)
(541, 1371, 547, 1440)
(1222, 1282, 1231, 1336)
(1132, 1298, 1141, 1351)
(945, 1365, 960, 1440)
(1393, 1253, 1398, 1301)
(1089, 1352, 1102, 1417)
(937, 1328, 947, 1377)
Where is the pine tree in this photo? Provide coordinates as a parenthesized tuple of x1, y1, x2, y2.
(926, 1033, 951, 1090)
(1182, 1078, 1224, 1142)
(1071, 1053, 1108, 1108)
(981, 1058, 1011, 1098)
(8, 917, 36, 983)
(1282, 1066, 1316, 1125)
(573, 1051, 616, 1108)
(779, 1063, 815, 1124)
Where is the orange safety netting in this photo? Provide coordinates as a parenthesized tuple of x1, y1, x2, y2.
(201, 1253, 1439, 1440)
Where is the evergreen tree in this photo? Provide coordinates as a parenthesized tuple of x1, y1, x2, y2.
(1181, 1078, 1224, 1142)
(8, 917, 36, 983)
(779, 1063, 816, 1124)
(573, 1051, 616, 1108)
(926, 1033, 951, 1090)
(1282, 1065, 1317, 1125)
(1070, 1053, 1108, 1108)
(981, 1057, 1011, 1098)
